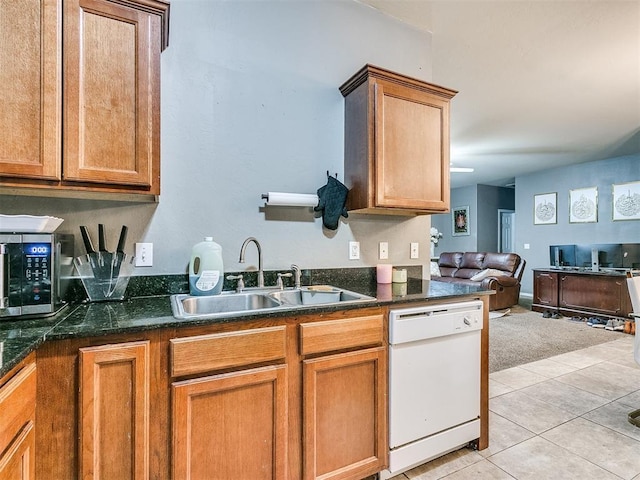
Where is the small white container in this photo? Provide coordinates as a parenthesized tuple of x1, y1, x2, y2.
(392, 268, 407, 283)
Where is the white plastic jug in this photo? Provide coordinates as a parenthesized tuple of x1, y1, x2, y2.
(189, 237, 224, 295)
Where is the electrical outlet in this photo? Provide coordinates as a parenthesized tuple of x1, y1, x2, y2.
(410, 242, 419, 259)
(349, 241, 360, 260)
(135, 242, 153, 267)
(379, 242, 389, 260)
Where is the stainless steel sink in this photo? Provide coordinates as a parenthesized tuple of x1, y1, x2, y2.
(268, 287, 372, 306)
(171, 286, 375, 320)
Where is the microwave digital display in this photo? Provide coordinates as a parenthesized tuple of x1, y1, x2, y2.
(24, 243, 51, 257)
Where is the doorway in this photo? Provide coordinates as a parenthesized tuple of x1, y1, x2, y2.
(498, 210, 515, 253)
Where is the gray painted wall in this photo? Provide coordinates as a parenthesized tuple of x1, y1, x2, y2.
(0, 0, 436, 278)
(514, 153, 640, 295)
(477, 185, 515, 252)
(431, 184, 515, 256)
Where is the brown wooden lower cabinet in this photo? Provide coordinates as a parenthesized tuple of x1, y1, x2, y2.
(533, 270, 558, 309)
(303, 347, 387, 480)
(0, 422, 35, 480)
(172, 365, 288, 479)
(0, 354, 36, 480)
(34, 308, 387, 479)
(78, 341, 150, 480)
(532, 269, 632, 318)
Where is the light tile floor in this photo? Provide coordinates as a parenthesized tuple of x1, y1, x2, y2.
(389, 335, 640, 480)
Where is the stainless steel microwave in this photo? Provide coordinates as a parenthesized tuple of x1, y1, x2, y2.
(0, 233, 73, 318)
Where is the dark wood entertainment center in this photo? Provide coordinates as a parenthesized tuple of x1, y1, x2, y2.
(533, 268, 633, 319)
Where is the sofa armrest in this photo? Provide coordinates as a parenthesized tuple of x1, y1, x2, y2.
(481, 276, 519, 289)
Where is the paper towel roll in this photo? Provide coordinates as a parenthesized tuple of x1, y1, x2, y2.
(264, 192, 318, 207)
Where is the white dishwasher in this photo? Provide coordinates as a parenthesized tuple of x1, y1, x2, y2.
(379, 300, 483, 479)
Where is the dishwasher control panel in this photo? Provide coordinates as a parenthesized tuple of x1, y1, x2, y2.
(389, 300, 483, 345)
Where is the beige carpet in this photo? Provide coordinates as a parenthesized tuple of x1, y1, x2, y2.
(489, 305, 624, 373)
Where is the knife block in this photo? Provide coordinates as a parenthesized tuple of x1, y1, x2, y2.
(74, 253, 135, 302)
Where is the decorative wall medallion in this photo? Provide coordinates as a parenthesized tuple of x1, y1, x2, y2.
(569, 187, 597, 223)
(613, 181, 640, 221)
(534, 192, 557, 225)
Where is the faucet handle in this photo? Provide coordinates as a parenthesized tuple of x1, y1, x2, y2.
(226, 274, 245, 292)
(276, 272, 293, 290)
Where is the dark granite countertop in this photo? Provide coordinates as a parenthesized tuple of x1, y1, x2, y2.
(0, 279, 490, 378)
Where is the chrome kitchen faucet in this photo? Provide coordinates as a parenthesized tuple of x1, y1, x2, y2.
(239, 237, 264, 288)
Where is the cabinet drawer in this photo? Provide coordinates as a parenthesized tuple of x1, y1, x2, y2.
(299, 315, 384, 356)
(170, 326, 287, 377)
(0, 361, 36, 453)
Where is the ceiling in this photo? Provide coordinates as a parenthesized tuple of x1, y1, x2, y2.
(358, 0, 640, 188)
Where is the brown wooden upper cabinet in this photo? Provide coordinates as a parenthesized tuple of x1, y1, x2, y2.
(340, 65, 457, 215)
(0, 0, 170, 199)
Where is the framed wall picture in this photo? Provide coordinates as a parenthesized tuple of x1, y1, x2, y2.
(534, 192, 557, 225)
(452, 205, 470, 236)
(612, 181, 640, 221)
(569, 186, 598, 223)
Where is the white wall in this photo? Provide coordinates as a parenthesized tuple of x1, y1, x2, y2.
(0, 0, 435, 277)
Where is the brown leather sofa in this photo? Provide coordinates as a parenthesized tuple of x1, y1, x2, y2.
(432, 252, 526, 311)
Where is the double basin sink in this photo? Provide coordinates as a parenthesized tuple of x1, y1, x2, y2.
(171, 285, 376, 320)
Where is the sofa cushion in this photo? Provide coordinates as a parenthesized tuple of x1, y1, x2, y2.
(438, 252, 462, 277)
(455, 252, 486, 279)
(460, 252, 485, 269)
(470, 268, 507, 281)
(483, 253, 519, 275)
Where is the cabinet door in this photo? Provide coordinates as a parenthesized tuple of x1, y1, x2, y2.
(303, 347, 387, 480)
(374, 80, 450, 211)
(0, 423, 35, 480)
(63, 0, 160, 192)
(0, 0, 61, 180)
(79, 341, 150, 480)
(0, 357, 36, 480)
(172, 365, 288, 480)
(560, 274, 630, 316)
(533, 271, 558, 308)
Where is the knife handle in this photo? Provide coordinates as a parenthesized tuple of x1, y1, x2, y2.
(116, 226, 128, 253)
(98, 224, 107, 252)
(80, 226, 95, 254)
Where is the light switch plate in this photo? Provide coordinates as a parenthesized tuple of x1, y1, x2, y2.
(379, 242, 389, 260)
(135, 243, 153, 267)
(349, 241, 360, 260)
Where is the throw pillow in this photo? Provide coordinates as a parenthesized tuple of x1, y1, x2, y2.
(430, 261, 441, 277)
(470, 268, 506, 281)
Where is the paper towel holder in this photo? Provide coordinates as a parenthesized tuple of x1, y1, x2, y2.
(261, 192, 319, 207)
